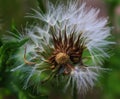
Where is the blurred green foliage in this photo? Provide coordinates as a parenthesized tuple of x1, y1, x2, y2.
(0, 0, 120, 99)
(102, 1, 120, 99)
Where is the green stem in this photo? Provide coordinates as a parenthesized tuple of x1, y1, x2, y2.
(73, 85, 77, 99)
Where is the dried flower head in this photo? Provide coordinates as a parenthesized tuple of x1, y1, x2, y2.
(11, 0, 113, 94)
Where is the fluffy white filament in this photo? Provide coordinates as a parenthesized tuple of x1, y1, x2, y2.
(14, 0, 113, 94)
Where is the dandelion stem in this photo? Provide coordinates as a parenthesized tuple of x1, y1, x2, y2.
(24, 45, 36, 65)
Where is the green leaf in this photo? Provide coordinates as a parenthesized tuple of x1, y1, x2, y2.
(0, 38, 28, 83)
(0, 39, 2, 47)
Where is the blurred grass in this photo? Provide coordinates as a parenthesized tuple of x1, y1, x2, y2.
(0, 0, 38, 35)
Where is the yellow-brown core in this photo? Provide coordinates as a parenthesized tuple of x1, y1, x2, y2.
(55, 53, 69, 64)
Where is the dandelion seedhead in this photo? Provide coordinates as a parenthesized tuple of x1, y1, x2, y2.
(11, 0, 114, 94)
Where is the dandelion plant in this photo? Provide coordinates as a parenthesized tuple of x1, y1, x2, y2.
(7, 0, 114, 96)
